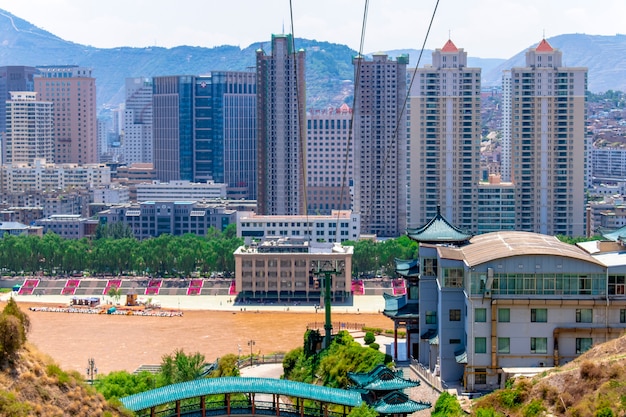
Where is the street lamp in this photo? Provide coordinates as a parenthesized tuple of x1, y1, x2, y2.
(248, 340, 255, 366)
(310, 259, 345, 349)
(86, 357, 97, 385)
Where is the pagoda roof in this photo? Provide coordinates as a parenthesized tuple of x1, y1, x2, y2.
(406, 206, 472, 244)
(371, 391, 432, 415)
(600, 225, 626, 243)
(394, 258, 419, 277)
(382, 292, 419, 319)
(441, 39, 458, 52)
(535, 38, 554, 52)
(348, 365, 421, 392)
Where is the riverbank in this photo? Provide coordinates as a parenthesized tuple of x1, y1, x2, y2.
(0, 292, 387, 314)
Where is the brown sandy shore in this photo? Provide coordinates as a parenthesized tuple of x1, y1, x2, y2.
(0, 295, 395, 376)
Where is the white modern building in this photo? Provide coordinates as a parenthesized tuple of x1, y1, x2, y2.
(135, 180, 227, 202)
(3, 91, 54, 165)
(0, 158, 111, 193)
(237, 210, 360, 244)
(121, 77, 153, 165)
(91, 184, 131, 204)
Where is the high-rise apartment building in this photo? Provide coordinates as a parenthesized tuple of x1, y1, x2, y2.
(34, 66, 97, 165)
(407, 40, 481, 233)
(152, 72, 257, 198)
(306, 104, 353, 215)
(508, 39, 587, 236)
(256, 34, 306, 215)
(3, 92, 54, 165)
(353, 53, 408, 237)
(0, 66, 39, 164)
(122, 77, 153, 165)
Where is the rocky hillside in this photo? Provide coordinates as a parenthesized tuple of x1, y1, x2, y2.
(0, 342, 130, 417)
(473, 334, 626, 416)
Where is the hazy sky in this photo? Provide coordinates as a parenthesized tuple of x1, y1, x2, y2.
(0, 0, 624, 58)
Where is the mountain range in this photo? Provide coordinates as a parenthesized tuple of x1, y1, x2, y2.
(1, 8, 625, 111)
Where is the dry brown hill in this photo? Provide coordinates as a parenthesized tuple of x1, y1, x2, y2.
(473, 334, 626, 416)
(0, 342, 131, 417)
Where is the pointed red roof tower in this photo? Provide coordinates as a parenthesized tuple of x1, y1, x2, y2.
(535, 38, 554, 52)
(441, 39, 458, 52)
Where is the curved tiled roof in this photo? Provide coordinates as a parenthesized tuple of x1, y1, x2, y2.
(348, 365, 420, 391)
(394, 258, 419, 277)
(121, 377, 362, 412)
(461, 231, 605, 267)
(371, 392, 431, 414)
(407, 206, 472, 244)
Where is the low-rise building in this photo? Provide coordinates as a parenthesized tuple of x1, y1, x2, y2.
(0, 221, 43, 237)
(34, 215, 98, 239)
(97, 201, 236, 239)
(234, 238, 352, 302)
(237, 210, 360, 243)
(135, 180, 227, 202)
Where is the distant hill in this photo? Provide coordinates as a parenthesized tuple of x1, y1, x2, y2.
(482, 33, 626, 92)
(0, 9, 624, 111)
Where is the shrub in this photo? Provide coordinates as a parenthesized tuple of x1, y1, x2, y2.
(364, 332, 376, 345)
(522, 399, 545, 417)
(596, 407, 614, 417)
(580, 360, 603, 380)
(369, 343, 380, 351)
(474, 407, 502, 417)
(432, 392, 464, 417)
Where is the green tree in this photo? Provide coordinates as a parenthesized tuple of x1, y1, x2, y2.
(108, 287, 122, 304)
(159, 349, 207, 385)
(2, 298, 31, 334)
(209, 353, 240, 377)
(431, 392, 464, 417)
(0, 315, 26, 365)
(347, 403, 378, 417)
(95, 370, 159, 400)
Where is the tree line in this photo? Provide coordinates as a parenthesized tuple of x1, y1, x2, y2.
(0, 224, 242, 277)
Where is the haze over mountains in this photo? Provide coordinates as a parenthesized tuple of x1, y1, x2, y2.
(1, 8, 625, 110)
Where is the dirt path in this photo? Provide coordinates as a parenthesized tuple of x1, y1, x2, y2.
(12, 301, 394, 376)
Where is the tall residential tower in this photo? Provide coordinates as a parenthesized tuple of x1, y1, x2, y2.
(34, 66, 97, 164)
(353, 53, 408, 237)
(509, 39, 587, 236)
(408, 40, 481, 233)
(256, 34, 306, 215)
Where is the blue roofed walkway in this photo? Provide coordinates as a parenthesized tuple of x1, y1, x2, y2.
(121, 376, 363, 417)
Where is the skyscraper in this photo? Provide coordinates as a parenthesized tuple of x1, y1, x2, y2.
(0, 66, 39, 164)
(3, 92, 54, 165)
(152, 72, 257, 198)
(256, 34, 306, 215)
(152, 75, 194, 182)
(407, 40, 481, 233)
(122, 77, 153, 165)
(353, 52, 408, 237)
(508, 39, 587, 236)
(34, 66, 98, 164)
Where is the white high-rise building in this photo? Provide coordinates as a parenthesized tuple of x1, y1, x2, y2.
(122, 77, 153, 165)
(3, 91, 54, 165)
(509, 39, 587, 236)
(501, 70, 512, 182)
(353, 53, 408, 237)
(408, 40, 481, 232)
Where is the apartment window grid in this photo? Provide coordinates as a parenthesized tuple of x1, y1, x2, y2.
(490, 273, 605, 296)
(498, 308, 510, 322)
(497, 337, 510, 354)
(475, 337, 487, 354)
(475, 308, 487, 323)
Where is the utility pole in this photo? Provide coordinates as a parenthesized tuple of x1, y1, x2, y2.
(310, 259, 345, 349)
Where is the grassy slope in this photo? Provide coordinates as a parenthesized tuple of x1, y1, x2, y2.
(0, 342, 131, 417)
(473, 334, 626, 416)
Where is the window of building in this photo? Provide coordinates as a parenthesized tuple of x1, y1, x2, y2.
(497, 337, 510, 354)
(576, 338, 593, 354)
(475, 337, 487, 354)
(576, 308, 593, 323)
(621, 309, 626, 324)
(443, 268, 464, 287)
(498, 308, 510, 323)
(475, 308, 487, 322)
(425, 311, 437, 324)
(449, 309, 461, 321)
(530, 337, 548, 354)
(450, 339, 461, 344)
(474, 368, 487, 385)
(423, 258, 438, 276)
(531, 308, 547, 323)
